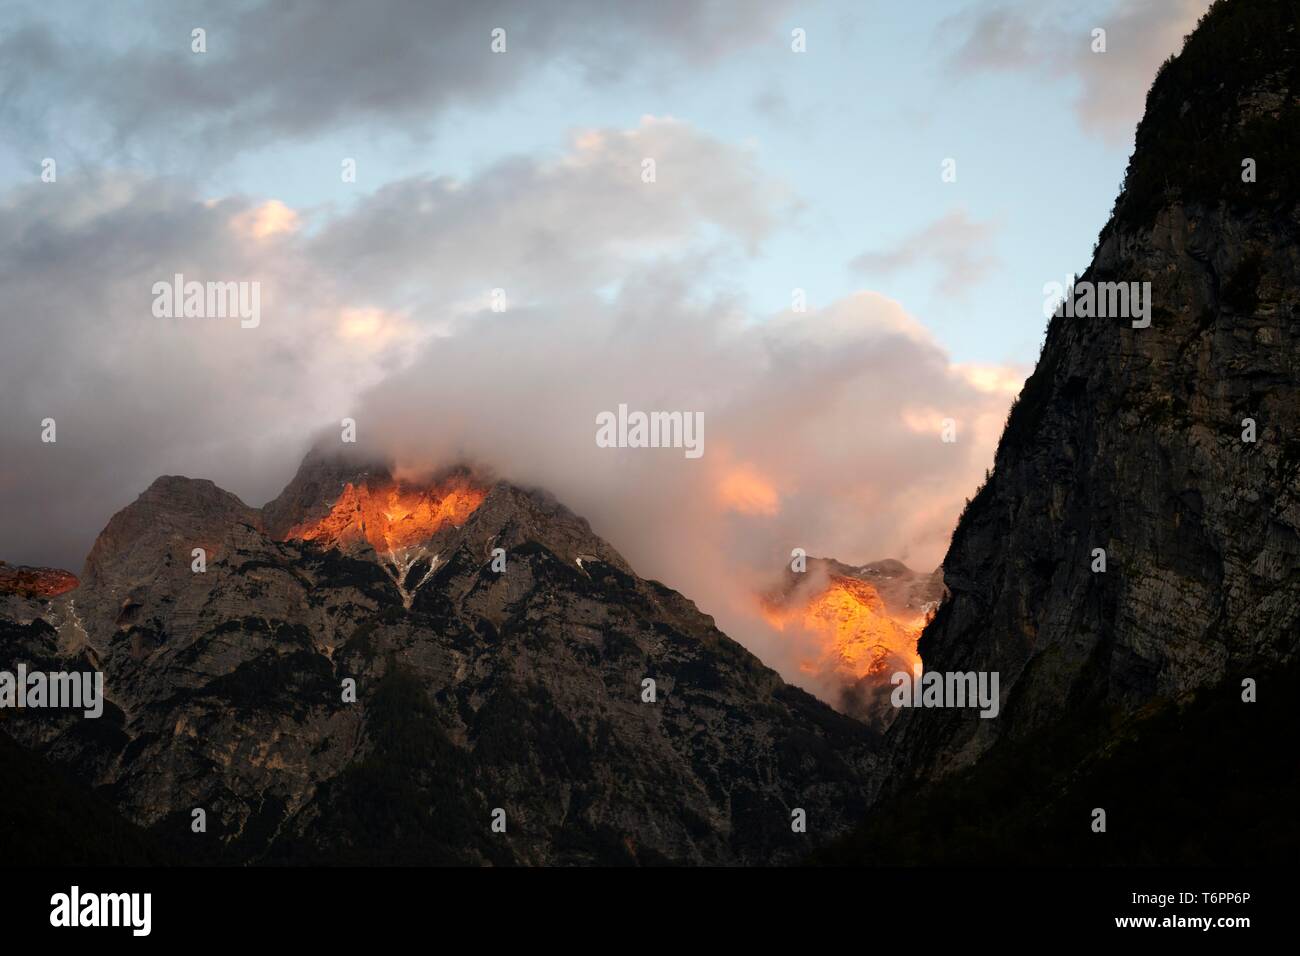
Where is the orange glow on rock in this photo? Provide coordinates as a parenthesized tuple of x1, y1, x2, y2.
(0, 562, 79, 598)
(282, 475, 487, 555)
(762, 575, 924, 680)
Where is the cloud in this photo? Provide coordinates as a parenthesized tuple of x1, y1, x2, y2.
(0, 174, 424, 569)
(940, 0, 1212, 143)
(345, 284, 1023, 696)
(0, 118, 787, 570)
(0, 117, 1023, 702)
(310, 117, 791, 307)
(850, 208, 1000, 299)
(0, 0, 797, 158)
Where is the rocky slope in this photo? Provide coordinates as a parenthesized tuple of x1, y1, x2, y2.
(1, 450, 880, 865)
(886, 0, 1300, 789)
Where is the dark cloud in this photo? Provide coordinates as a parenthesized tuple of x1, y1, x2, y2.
(0, 0, 796, 156)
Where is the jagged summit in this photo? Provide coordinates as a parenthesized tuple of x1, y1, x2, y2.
(262, 453, 489, 608)
(260, 446, 399, 541)
(2, 446, 882, 865)
(761, 556, 944, 730)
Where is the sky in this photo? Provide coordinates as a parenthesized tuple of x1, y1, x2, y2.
(0, 0, 1211, 686)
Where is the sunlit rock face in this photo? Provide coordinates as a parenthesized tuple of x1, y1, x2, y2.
(280, 478, 486, 555)
(275, 468, 487, 608)
(762, 557, 944, 730)
(0, 562, 79, 598)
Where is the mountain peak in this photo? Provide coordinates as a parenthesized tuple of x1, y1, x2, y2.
(260, 447, 395, 540)
(6, 444, 882, 865)
(760, 555, 945, 729)
(277, 472, 487, 555)
(81, 474, 260, 589)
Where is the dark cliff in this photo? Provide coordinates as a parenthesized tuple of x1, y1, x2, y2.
(824, 0, 1300, 864)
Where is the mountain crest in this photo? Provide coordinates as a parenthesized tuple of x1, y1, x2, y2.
(2, 447, 881, 864)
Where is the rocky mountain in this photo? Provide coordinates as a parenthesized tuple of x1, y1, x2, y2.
(6, 0, 1295, 871)
(802, 0, 1300, 868)
(1, 450, 880, 865)
(885, 0, 1300, 792)
(0, 561, 78, 599)
(761, 557, 944, 730)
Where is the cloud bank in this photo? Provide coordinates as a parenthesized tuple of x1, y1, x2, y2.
(0, 0, 797, 158)
(0, 117, 1022, 697)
